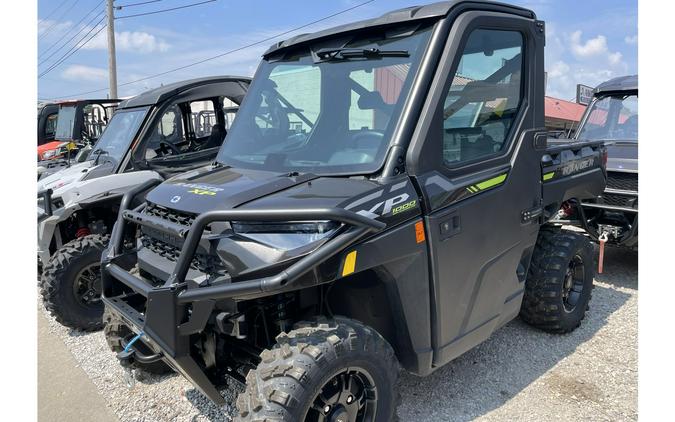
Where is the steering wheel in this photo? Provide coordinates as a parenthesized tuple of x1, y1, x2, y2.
(159, 140, 181, 155)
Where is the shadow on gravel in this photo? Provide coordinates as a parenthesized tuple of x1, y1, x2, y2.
(396, 250, 636, 422)
(185, 384, 244, 422)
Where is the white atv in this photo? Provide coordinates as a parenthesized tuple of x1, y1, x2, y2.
(38, 76, 250, 331)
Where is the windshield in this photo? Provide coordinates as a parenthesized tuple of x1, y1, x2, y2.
(577, 94, 638, 141)
(216, 24, 433, 175)
(54, 105, 77, 140)
(89, 107, 148, 165)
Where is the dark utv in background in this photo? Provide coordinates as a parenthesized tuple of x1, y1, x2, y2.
(576, 75, 638, 248)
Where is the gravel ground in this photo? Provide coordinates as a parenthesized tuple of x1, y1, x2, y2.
(40, 246, 637, 422)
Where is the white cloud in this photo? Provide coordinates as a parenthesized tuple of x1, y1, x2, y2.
(568, 30, 626, 68)
(608, 51, 623, 65)
(624, 34, 638, 45)
(84, 30, 170, 54)
(570, 30, 608, 58)
(548, 60, 570, 78)
(61, 65, 107, 82)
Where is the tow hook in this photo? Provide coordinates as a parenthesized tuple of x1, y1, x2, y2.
(116, 331, 164, 387)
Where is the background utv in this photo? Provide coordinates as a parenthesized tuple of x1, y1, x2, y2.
(101, 1, 606, 421)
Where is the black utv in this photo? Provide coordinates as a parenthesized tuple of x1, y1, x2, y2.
(101, 1, 606, 420)
(574, 75, 638, 248)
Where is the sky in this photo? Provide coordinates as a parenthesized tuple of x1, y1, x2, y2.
(37, 0, 637, 101)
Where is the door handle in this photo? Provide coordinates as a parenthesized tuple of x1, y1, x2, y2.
(440, 211, 461, 240)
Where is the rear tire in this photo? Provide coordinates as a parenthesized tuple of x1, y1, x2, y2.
(40, 234, 109, 331)
(520, 226, 595, 333)
(235, 317, 399, 422)
(103, 307, 172, 375)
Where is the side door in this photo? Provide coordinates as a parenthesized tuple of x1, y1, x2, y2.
(406, 11, 546, 367)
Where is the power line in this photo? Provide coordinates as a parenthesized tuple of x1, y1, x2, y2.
(38, 0, 83, 41)
(39, 18, 107, 78)
(115, 0, 216, 20)
(116, 0, 163, 8)
(39, 9, 106, 65)
(40, 0, 70, 22)
(45, 0, 376, 99)
(39, 1, 104, 57)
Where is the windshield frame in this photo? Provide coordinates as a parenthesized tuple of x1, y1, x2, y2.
(215, 23, 437, 176)
(576, 91, 638, 143)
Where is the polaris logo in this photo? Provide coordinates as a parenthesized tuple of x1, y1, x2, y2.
(561, 158, 594, 176)
(171, 195, 181, 203)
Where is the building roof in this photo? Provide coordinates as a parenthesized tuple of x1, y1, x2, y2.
(544, 96, 586, 122)
(119, 76, 251, 108)
(263, 1, 535, 57)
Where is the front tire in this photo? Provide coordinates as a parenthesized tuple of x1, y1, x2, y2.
(235, 317, 399, 422)
(520, 226, 595, 333)
(40, 234, 109, 331)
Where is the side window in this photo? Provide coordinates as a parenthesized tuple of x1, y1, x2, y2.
(145, 105, 185, 159)
(190, 100, 216, 138)
(45, 113, 58, 137)
(222, 97, 238, 130)
(442, 29, 524, 165)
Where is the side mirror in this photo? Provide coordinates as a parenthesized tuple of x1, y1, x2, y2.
(76, 145, 92, 162)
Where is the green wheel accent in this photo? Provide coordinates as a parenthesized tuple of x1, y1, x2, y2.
(476, 173, 507, 190)
(543, 172, 555, 181)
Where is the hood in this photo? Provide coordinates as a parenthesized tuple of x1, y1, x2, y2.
(38, 161, 94, 192)
(37, 160, 113, 194)
(147, 165, 382, 215)
(606, 141, 638, 172)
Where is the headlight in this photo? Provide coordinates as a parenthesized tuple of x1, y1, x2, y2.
(231, 221, 340, 250)
(42, 149, 57, 159)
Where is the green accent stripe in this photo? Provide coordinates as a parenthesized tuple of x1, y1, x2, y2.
(475, 173, 507, 190)
(543, 172, 555, 181)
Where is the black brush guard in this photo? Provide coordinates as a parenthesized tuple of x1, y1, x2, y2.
(101, 180, 385, 404)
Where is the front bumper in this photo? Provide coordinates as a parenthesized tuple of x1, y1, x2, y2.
(101, 180, 385, 404)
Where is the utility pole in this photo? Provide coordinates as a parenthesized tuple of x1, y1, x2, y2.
(106, 0, 118, 99)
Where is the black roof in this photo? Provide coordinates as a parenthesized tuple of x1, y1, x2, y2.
(119, 75, 252, 109)
(595, 75, 638, 95)
(264, 0, 535, 57)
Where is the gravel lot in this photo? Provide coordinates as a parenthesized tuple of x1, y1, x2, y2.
(40, 246, 637, 421)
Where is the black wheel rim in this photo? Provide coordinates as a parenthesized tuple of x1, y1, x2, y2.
(305, 367, 377, 422)
(562, 254, 585, 312)
(73, 263, 102, 307)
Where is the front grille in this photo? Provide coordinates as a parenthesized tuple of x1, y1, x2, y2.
(603, 193, 638, 209)
(144, 203, 196, 226)
(606, 172, 638, 192)
(140, 234, 223, 274)
(140, 203, 224, 275)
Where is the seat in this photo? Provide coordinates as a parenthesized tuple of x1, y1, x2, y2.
(201, 123, 226, 149)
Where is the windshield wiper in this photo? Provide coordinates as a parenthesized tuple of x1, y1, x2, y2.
(314, 47, 409, 62)
(90, 149, 112, 166)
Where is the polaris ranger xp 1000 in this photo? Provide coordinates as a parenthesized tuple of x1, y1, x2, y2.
(38, 76, 250, 331)
(101, 2, 607, 420)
